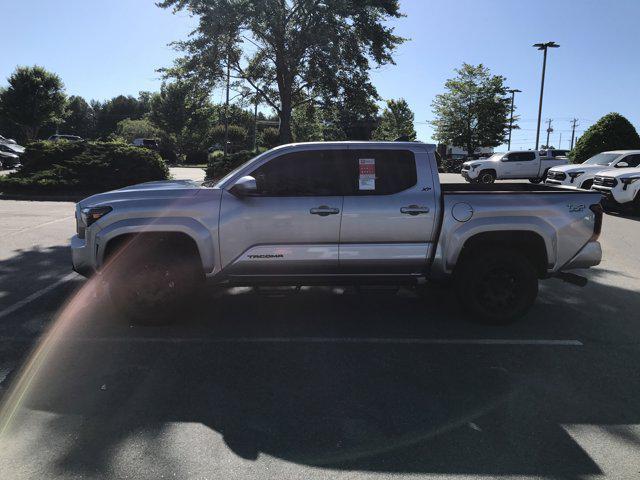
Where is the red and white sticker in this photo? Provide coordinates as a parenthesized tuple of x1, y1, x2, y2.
(358, 158, 375, 190)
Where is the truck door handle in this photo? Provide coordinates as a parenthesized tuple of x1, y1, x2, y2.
(400, 205, 430, 216)
(310, 206, 340, 216)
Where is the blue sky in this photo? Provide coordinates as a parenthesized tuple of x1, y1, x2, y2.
(3, 0, 640, 150)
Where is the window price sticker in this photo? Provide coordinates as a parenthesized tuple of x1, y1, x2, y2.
(358, 158, 375, 190)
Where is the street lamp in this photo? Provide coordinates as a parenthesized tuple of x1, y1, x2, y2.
(507, 88, 521, 150)
(533, 41, 559, 150)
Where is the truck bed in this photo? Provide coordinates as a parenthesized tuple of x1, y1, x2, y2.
(441, 182, 588, 194)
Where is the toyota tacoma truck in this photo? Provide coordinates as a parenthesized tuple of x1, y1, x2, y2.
(592, 167, 640, 214)
(461, 150, 567, 184)
(71, 142, 603, 324)
(545, 150, 640, 190)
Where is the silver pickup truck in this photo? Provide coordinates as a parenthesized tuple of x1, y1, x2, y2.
(71, 142, 603, 324)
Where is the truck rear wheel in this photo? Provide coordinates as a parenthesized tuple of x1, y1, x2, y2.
(106, 235, 204, 325)
(455, 249, 538, 324)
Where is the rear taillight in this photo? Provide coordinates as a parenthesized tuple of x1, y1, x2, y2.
(589, 203, 603, 240)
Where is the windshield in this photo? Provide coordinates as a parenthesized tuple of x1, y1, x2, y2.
(583, 153, 620, 165)
(483, 153, 504, 161)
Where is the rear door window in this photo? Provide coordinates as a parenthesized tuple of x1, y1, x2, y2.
(347, 149, 417, 195)
(505, 152, 536, 162)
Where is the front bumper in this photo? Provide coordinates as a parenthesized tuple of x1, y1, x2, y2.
(545, 178, 579, 188)
(561, 241, 602, 271)
(71, 235, 94, 277)
(461, 169, 478, 181)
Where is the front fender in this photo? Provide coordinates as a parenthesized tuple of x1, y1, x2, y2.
(94, 217, 216, 273)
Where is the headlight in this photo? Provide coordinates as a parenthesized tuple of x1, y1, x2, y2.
(621, 177, 640, 190)
(471, 164, 481, 170)
(80, 206, 112, 227)
(568, 171, 584, 183)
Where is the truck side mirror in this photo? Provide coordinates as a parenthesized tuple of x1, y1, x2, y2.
(229, 175, 258, 197)
(616, 161, 629, 168)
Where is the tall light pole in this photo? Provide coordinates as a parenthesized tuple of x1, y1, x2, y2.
(507, 88, 521, 150)
(533, 42, 560, 150)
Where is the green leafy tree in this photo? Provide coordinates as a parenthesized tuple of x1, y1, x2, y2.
(149, 80, 215, 160)
(115, 118, 161, 143)
(150, 81, 210, 136)
(571, 113, 640, 163)
(93, 94, 151, 139)
(259, 127, 280, 149)
(431, 63, 512, 155)
(292, 103, 324, 142)
(0, 66, 66, 141)
(62, 95, 96, 138)
(372, 98, 416, 140)
(158, 0, 405, 144)
(210, 124, 248, 152)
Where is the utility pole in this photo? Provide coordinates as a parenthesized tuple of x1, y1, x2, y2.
(570, 118, 579, 149)
(559, 132, 562, 149)
(533, 42, 560, 150)
(253, 86, 259, 153)
(545, 118, 553, 148)
(507, 88, 521, 150)
(223, 51, 231, 156)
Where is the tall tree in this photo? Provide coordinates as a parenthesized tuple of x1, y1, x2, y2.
(150, 81, 211, 136)
(0, 66, 66, 141)
(571, 113, 640, 163)
(372, 98, 416, 140)
(62, 95, 96, 138)
(431, 63, 512, 155)
(93, 94, 151, 139)
(158, 0, 405, 144)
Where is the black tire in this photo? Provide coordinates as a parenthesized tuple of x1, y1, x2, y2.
(633, 193, 640, 216)
(580, 179, 593, 190)
(107, 236, 204, 325)
(454, 249, 538, 325)
(478, 170, 496, 184)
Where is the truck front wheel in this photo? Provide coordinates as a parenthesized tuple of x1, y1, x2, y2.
(455, 249, 538, 324)
(478, 171, 496, 184)
(106, 235, 204, 325)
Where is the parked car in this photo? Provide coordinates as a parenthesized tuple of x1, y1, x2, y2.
(592, 167, 640, 214)
(461, 150, 568, 183)
(540, 149, 570, 159)
(0, 142, 24, 155)
(48, 134, 83, 142)
(132, 138, 159, 149)
(0, 134, 18, 145)
(0, 143, 22, 169)
(71, 141, 603, 325)
(545, 150, 640, 190)
(0, 150, 20, 169)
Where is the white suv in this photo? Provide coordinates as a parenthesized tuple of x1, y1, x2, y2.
(592, 167, 640, 214)
(545, 150, 640, 190)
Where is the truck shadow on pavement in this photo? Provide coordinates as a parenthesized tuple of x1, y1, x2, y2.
(1, 254, 640, 478)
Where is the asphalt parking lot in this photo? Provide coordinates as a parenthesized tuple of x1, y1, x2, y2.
(0, 172, 639, 479)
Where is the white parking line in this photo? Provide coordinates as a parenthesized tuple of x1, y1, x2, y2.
(0, 335, 583, 346)
(0, 272, 78, 320)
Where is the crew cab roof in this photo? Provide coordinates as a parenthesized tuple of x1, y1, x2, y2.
(268, 141, 436, 152)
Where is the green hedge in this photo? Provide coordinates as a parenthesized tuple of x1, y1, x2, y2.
(205, 150, 255, 180)
(0, 141, 169, 194)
